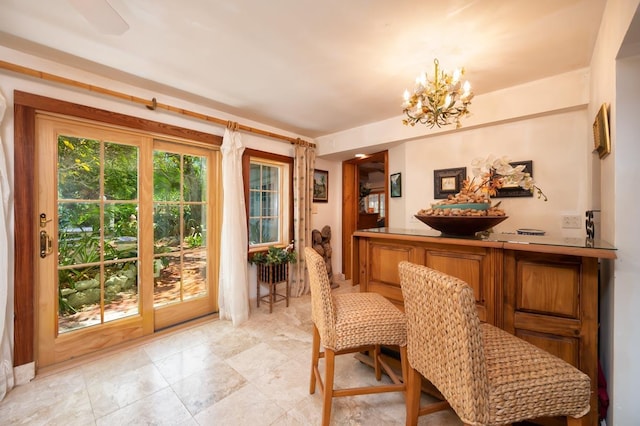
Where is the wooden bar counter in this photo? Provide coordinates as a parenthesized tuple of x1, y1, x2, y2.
(352, 227, 616, 426)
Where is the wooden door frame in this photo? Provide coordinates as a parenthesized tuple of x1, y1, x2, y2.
(12, 91, 221, 368)
(341, 151, 388, 280)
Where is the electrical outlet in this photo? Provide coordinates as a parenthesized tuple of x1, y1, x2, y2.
(561, 215, 582, 229)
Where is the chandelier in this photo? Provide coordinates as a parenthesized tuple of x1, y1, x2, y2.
(402, 58, 474, 129)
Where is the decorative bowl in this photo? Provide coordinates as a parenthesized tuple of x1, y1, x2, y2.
(415, 215, 508, 236)
(433, 202, 490, 211)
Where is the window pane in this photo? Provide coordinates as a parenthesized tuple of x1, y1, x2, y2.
(154, 254, 181, 306)
(104, 261, 139, 323)
(262, 218, 279, 244)
(104, 203, 138, 261)
(249, 191, 261, 217)
(249, 164, 261, 190)
(58, 266, 102, 333)
(154, 151, 181, 201)
(183, 155, 206, 202)
(261, 165, 278, 190)
(249, 218, 260, 245)
(58, 202, 101, 266)
(104, 143, 138, 200)
(262, 191, 279, 216)
(184, 204, 205, 249)
(184, 248, 207, 300)
(58, 136, 100, 200)
(154, 203, 181, 252)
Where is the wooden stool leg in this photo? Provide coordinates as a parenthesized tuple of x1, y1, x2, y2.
(399, 344, 409, 392)
(322, 348, 336, 426)
(374, 345, 382, 381)
(567, 416, 586, 426)
(310, 325, 320, 394)
(257, 280, 260, 308)
(405, 366, 422, 426)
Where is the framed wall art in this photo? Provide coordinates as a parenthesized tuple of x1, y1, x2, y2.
(390, 172, 402, 197)
(593, 103, 611, 159)
(434, 167, 466, 199)
(313, 169, 329, 202)
(494, 160, 533, 198)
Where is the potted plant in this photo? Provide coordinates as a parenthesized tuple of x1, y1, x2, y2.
(249, 243, 296, 284)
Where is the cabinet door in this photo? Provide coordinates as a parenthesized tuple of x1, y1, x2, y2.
(360, 240, 420, 306)
(424, 245, 499, 324)
(358, 238, 499, 324)
(503, 250, 599, 424)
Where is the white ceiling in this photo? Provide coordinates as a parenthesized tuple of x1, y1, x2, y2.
(0, 0, 607, 138)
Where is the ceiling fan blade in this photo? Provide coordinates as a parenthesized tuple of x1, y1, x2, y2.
(68, 0, 129, 35)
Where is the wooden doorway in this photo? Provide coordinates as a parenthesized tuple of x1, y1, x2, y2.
(341, 151, 388, 280)
(13, 92, 222, 370)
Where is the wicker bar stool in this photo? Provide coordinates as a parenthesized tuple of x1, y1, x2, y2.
(304, 247, 408, 426)
(398, 261, 591, 426)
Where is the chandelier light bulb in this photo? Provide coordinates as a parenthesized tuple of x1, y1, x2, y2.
(453, 69, 461, 83)
(401, 58, 474, 129)
(463, 80, 471, 95)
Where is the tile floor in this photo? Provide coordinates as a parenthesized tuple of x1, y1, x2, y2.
(0, 283, 462, 425)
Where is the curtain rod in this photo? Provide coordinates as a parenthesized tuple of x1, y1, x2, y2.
(0, 60, 315, 148)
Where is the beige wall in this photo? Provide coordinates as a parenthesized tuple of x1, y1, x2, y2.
(589, 1, 640, 424)
(391, 109, 589, 237)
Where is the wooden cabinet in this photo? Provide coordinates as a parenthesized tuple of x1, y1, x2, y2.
(503, 250, 598, 384)
(356, 237, 501, 324)
(352, 229, 616, 426)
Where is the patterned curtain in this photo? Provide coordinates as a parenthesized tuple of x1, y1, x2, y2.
(0, 90, 14, 400)
(290, 142, 315, 297)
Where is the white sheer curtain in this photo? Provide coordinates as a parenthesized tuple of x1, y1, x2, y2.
(0, 90, 14, 400)
(290, 143, 315, 297)
(218, 123, 250, 326)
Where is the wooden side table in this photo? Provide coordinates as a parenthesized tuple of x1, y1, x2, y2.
(256, 263, 289, 313)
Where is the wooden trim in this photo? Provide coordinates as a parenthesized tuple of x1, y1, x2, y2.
(341, 151, 389, 280)
(352, 229, 616, 259)
(502, 241, 616, 259)
(13, 103, 36, 366)
(12, 91, 221, 367)
(14, 91, 221, 146)
(2, 61, 314, 147)
(242, 148, 294, 256)
(342, 162, 357, 279)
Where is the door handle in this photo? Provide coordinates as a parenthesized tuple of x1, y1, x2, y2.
(40, 230, 53, 258)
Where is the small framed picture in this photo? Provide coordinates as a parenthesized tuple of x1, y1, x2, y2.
(434, 167, 466, 199)
(313, 169, 329, 202)
(390, 173, 402, 197)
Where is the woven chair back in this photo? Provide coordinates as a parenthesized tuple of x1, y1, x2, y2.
(304, 247, 337, 346)
(398, 261, 490, 423)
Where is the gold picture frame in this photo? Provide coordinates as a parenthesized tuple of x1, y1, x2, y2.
(593, 103, 611, 159)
